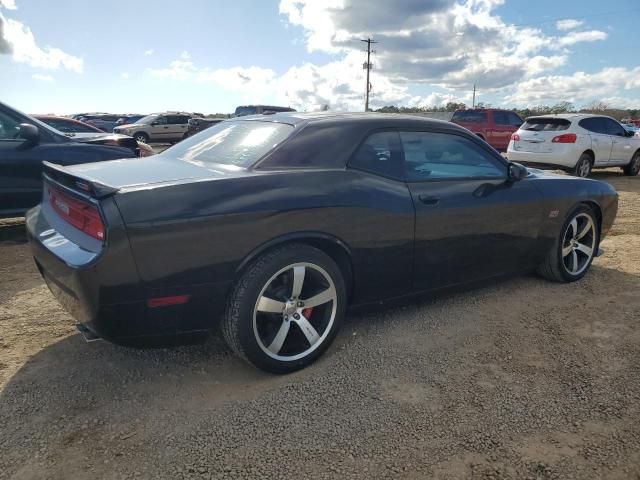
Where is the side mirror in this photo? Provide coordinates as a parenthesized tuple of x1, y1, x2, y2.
(626, 130, 635, 137)
(18, 123, 40, 144)
(508, 162, 528, 181)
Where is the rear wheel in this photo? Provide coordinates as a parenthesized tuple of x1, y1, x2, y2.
(222, 244, 346, 373)
(573, 153, 592, 177)
(537, 205, 599, 282)
(623, 151, 640, 176)
(134, 132, 149, 144)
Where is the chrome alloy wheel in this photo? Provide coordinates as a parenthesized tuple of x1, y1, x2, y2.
(577, 158, 591, 177)
(562, 212, 596, 275)
(253, 262, 337, 362)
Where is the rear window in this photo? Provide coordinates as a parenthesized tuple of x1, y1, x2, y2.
(451, 110, 488, 123)
(167, 120, 294, 168)
(521, 118, 570, 132)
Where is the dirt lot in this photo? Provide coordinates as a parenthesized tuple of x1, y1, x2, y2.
(0, 170, 639, 480)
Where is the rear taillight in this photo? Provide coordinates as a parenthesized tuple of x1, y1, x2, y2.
(551, 133, 577, 143)
(48, 187, 104, 241)
(510, 133, 520, 141)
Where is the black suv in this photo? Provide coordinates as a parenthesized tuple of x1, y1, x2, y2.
(0, 102, 137, 218)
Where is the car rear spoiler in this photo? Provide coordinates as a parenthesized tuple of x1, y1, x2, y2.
(42, 161, 119, 199)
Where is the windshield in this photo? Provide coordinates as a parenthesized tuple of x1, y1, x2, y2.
(234, 106, 258, 117)
(165, 120, 294, 168)
(136, 114, 159, 125)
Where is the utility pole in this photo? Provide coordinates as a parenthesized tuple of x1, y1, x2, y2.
(472, 84, 476, 108)
(361, 37, 378, 112)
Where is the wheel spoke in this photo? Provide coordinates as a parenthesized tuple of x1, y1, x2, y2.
(268, 319, 291, 354)
(570, 250, 579, 273)
(576, 218, 593, 240)
(575, 242, 593, 257)
(562, 244, 573, 257)
(303, 288, 335, 308)
(256, 296, 285, 313)
(294, 315, 320, 346)
(291, 266, 306, 298)
(569, 218, 578, 238)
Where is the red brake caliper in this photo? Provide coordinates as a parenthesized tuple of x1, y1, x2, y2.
(302, 307, 314, 318)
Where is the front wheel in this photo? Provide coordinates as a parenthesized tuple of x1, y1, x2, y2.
(623, 151, 640, 176)
(134, 132, 149, 144)
(222, 244, 346, 373)
(573, 153, 592, 177)
(537, 205, 599, 282)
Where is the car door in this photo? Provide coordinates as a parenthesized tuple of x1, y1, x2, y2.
(579, 117, 612, 166)
(149, 115, 169, 141)
(604, 118, 634, 166)
(0, 111, 48, 216)
(400, 129, 544, 291)
(167, 115, 189, 140)
(489, 111, 516, 151)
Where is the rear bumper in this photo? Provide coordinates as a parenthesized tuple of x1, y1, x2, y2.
(506, 148, 577, 169)
(26, 202, 229, 344)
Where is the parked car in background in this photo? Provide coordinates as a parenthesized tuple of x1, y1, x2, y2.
(184, 117, 225, 138)
(113, 112, 192, 143)
(0, 101, 138, 217)
(622, 123, 639, 136)
(34, 115, 103, 134)
(80, 114, 122, 132)
(36, 115, 154, 158)
(451, 108, 523, 151)
(506, 114, 640, 177)
(234, 105, 296, 117)
(26, 112, 617, 373)
(115, 114, 145, 127)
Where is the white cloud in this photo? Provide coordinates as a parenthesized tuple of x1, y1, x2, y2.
(144, 48, 154, 56)
(506, 67, 640, 106)
(120, 72, 130, 79)
(32, 73, 53, 82)
(556, 19, 584, 31)
(558, 30, 607, 46)
(0, 0, 17, 9)
(180, 50, 191, 60)
(0, 12, 82, 72)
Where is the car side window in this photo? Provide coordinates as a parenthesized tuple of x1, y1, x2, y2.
(400, 131, 505, 181)
(493, 111, 509, 125)
(604, 118, 626, 137)
(348, 131, 403, 179)
(154, 116, 167, 125)
(0, 111, 21, 141)
(508, 112, 523, 127)
(579, 117, 606, 134)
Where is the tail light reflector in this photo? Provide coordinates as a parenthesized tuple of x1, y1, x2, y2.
(510, 133, 520, 141)
(551, 133, 577, 143)
(48, 187, 104, 240)
(147, 295, 191, 308)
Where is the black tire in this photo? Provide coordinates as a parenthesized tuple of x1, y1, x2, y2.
(537, 205, 599, 283)
(572, 153, 592, 177)
(623, 151, 640, 176)
(133, 132, 149, 144)
(222, 243, 346, 373)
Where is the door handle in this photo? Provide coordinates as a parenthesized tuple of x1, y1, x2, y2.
(418, 195, 439, 206)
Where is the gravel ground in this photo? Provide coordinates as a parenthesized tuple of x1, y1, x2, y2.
(0, 170, 639, 480)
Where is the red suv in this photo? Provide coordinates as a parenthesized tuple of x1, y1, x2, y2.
(451, 109, 523, 151)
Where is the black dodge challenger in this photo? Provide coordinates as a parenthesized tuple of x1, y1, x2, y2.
(27, 112, 618, 373)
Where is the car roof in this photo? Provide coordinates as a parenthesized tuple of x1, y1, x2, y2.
(530, 113, 613, 120)
(237, 111, 465, 130)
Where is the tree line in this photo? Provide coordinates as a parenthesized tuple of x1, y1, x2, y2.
(374, 101, 640, 121)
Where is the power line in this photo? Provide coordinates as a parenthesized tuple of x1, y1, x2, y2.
(361, 38, 378, 112)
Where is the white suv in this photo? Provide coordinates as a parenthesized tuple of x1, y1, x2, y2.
(506, 114, 640, 177)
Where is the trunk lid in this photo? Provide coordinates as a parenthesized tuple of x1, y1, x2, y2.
(53, 155, 247, 193)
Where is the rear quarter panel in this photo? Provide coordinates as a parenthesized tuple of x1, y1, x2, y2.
(114, 170, 415, 306)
